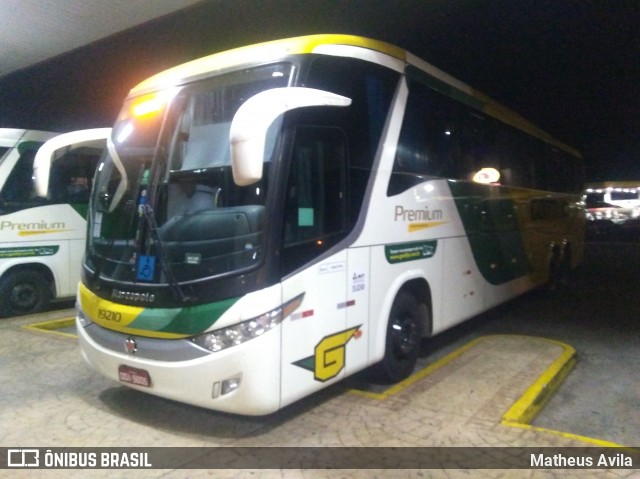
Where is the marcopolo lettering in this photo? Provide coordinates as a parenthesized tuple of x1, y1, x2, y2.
(394, 205, 443, 222)
(111, 289, 156, 303)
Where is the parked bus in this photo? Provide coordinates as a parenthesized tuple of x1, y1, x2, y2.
(0, 128, 108, 317)
(583, 181, 640, 241)
(76, 34, 585, 415)
(583, 182, 640, 223)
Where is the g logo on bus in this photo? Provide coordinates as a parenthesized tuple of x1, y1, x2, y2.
(292, 325, 361, 382)
(124, 337, 138, 355)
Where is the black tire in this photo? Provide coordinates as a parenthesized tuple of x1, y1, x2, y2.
(372, 290, 423, 383)
(547, 251, 570, 294)
(0, 270, 51, 318)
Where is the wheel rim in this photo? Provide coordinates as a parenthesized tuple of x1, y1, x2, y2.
(390, 312, 419, 359)
(10, 283, 38, 311)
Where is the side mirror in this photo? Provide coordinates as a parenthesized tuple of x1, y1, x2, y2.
(33, 128, 111, 197)
(229, 87, 351, 186)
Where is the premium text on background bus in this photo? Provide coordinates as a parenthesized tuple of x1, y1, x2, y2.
(0, 128, 108, 317)
(76, 34, 585, 415)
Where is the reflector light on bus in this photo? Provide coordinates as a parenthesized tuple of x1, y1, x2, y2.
(132, 96, 164, 117)
(131, 89, 180, 118)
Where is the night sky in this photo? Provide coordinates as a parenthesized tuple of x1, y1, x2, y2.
(0, 0, 638, 182)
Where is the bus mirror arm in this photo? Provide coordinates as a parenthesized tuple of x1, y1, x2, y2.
(229, 87, 351, 186)
(33, 128, 112, 198)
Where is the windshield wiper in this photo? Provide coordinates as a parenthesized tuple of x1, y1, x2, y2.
(141, 138, 195, 303)
(141, 202, 194, 304)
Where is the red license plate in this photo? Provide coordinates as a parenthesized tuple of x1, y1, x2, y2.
(118, 365, 152, 388)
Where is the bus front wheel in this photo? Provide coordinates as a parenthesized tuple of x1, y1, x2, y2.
(0, 270, 51, 318)
(372, 290, 423, 384)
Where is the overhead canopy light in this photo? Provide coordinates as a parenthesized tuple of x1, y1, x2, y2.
(472, 167, 500, 184)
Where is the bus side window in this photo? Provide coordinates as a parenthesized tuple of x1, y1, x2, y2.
(1, 147, 38, 202)
(282, 126, 348, 276)
(388, 80, 458, 196)
(455, 111, 501, 182)
(49, 148, 102, 204)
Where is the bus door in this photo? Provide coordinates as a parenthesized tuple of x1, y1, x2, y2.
(279, 125, 358, 405)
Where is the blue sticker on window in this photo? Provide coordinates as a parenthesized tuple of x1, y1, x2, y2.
(137, 255, 156, 281)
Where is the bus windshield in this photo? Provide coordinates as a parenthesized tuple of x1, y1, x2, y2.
(87, 63, 292, 286)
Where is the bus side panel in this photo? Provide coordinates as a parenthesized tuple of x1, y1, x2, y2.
(280, 252, 349, 408)
(0, 204, 85, 299)
(483, 193, 550, 309)
(439, 237, 485, 330)
(345, 246, 370, 376)
(484, 275, 535, 311)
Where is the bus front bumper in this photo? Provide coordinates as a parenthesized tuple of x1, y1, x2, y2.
(76, 317, 282, 416)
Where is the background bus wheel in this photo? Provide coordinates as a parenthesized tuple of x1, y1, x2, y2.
(0, 270, 51, 318)
(547, 250, 570, 294)
(372, 290, 422, 384)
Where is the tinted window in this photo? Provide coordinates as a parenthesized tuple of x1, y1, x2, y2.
(0, 144, 39, 202)
(49, 147, 102, 204)
(389, 73, 583, 195)
(280, 56, 399, 276)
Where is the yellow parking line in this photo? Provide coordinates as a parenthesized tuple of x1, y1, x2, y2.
(501, 336, 576, 426)
(350, 335, 484, 401)
(500, 337, 627, 448)
(350, 334, 628, 448)
(23, 316, 77, 339)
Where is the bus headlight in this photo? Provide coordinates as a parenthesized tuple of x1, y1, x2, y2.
(191, 293, 304, 353)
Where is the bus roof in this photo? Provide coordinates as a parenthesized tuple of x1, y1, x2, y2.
(0, 128, 58, 148)
(130, 34, 405, 96)
(128, 33, 580, 159)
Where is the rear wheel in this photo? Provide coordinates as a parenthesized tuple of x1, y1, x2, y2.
(0, 270, 51, 318)
(372, 290, 423, 383)
(547, 248, 571, 294)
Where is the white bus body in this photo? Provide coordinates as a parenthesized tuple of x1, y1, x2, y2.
(76, 35, 585, 415)
(0, 128, 109, 317)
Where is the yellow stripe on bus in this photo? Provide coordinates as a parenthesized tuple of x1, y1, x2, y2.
(79, 282, 144, 329)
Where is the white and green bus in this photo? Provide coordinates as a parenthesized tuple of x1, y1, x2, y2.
(76, 35, 585, 415)
(0, 128, 108, 317)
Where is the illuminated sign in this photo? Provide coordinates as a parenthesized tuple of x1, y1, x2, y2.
(472, 167, 500, 184)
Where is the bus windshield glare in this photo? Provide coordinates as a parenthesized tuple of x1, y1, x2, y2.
(87, 63, 292, 285)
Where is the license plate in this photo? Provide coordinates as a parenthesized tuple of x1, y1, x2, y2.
(118, 365, 152, 388)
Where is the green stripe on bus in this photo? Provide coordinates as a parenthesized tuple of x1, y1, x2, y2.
(448, 182, 532, 285)
(0, 245, 59, 258)
(70, 203, 89, 219)
(129, 296, 240, 335)
(17, 140, 44, 155)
